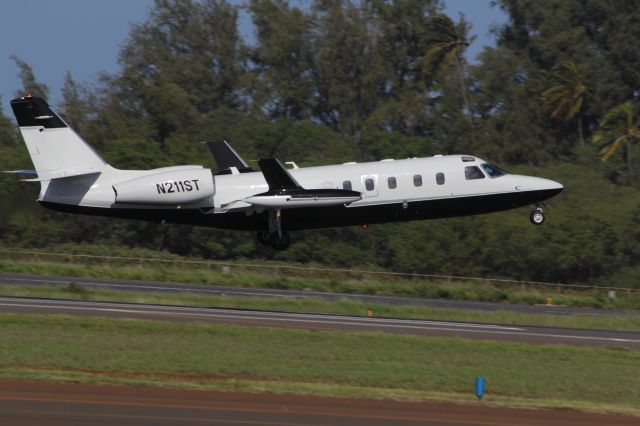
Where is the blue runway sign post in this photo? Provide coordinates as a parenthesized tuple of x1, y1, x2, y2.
(475, 376, 485, 400)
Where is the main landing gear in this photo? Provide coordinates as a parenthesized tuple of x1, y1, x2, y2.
(257, 230, 291, 250)
(529, 206, 545, 225)
(257, 208, 291, 250)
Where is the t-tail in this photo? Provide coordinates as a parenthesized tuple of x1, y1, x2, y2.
(9, 95, 110, 199)
(10, 96, 109, 175)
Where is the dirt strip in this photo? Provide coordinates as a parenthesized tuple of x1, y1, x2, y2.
(0, 381, 637, 426)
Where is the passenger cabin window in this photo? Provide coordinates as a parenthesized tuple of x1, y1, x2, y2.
(413, 174, 422, 187)
(388, 176, 397, 189)
(343, 180, 352, 190)
(481, 163, 506, 178)
(365, 178, 375, 191)
(465, 166, 485, 180)
(436, 172, 445, 185)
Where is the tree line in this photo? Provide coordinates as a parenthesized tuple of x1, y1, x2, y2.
(1, 0, 639, 287)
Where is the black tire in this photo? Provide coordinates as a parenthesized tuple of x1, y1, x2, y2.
(530, 209, 545, 225)
(270, 232, 291, 250)
(257, 231, 272, 246)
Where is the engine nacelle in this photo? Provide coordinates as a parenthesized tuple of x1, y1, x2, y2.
(113, 168, 214, 205)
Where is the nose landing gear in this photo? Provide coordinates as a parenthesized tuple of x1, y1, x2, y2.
(529, 207, 545, 225)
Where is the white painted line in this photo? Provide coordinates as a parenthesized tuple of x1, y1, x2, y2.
(0, 297, 523, 330)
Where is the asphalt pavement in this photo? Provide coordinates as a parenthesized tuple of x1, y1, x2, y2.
(1, 296, 639, 349)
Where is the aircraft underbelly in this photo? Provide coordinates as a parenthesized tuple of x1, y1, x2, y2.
(40, 188, 560, 232)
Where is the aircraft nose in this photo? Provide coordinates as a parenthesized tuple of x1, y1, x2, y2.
(544, 178, 563, 192)
(530, 177, 563, 201)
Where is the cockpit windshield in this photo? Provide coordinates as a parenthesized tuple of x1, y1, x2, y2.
(481, 163, 507, 178)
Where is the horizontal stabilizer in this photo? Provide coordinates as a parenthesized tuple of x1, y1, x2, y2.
(22, 170, 101, 182)
(208, 140, 254, 174)
(2, 169, 38, 175)
(258, 159, 303, 192)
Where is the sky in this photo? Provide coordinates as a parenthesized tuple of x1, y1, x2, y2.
(0, 0, 508, 112)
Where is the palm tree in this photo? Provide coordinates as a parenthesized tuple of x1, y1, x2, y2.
(423, 14, 472, 123)
(542, 61, 588, 147)
(592, 101, 640, 185)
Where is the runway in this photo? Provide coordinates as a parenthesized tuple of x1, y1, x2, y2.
(1, 272, 637, 317)
(1, 381, 638, 426)
(2, 276, 640, 425)
(1, 296, 639, 348)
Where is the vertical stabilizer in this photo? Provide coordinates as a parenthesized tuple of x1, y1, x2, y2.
(10, 96, 108, 179)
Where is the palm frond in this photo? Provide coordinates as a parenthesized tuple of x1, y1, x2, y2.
(599, 135, 626, 161)
(599, 102, 633, 130)
(542, 60, 587, 122)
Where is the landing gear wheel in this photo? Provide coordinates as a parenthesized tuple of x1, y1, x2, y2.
(529, 208, 545, 225)
(257, 231, 272, 246)
(270, 231, 290, 251)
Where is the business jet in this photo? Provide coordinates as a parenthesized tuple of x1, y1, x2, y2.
(8, 95, 563, 250)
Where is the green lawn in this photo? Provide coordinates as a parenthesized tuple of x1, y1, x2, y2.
(0, 313, 638, 415)
(2, 257, 640, 310)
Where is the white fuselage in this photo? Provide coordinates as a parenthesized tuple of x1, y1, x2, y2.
(37, 155, 561, 211)
(34, 153, 563, 232)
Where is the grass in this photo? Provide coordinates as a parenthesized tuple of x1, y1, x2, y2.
(2, 257, 640, 310)
(0, 312, 638, 415)
(2, 283, 640, 332)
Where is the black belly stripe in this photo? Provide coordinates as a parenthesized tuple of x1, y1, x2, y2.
(40, 188, 562, 231)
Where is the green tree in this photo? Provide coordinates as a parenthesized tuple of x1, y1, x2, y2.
(423, 13, 472, 123)
(117, 0, 246, 139)
(249, 0, 315, 120)
(542, 61, 588, 147)
(10, 55, 49, 100)
(59, 72, 90, 133)
(493, 0, 640, 116)
(312, 0, 385, 136)
(592, 101, 640, 185)
(364, 0, 439, 136)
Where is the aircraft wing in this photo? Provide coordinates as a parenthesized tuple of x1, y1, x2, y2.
(241, 158, 361, 209)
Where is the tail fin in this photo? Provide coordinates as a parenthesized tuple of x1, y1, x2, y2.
(10, 96, 108, 179)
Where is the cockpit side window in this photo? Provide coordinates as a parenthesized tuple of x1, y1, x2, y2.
(481, 163, 507, 178)
(464, 166, 485, 180)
